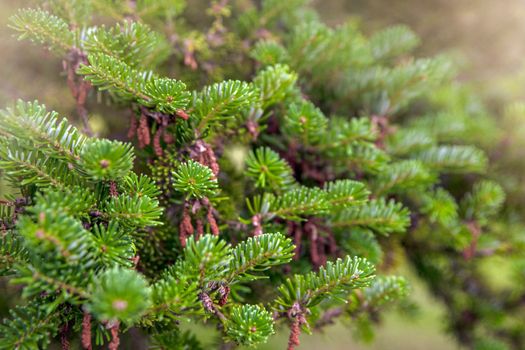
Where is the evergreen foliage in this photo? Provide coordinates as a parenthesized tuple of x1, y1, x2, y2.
(1, 1, 524, 349)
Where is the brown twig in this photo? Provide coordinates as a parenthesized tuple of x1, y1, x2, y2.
(463, 221, 481, 260)
(315, 307, 343, 330)
(199, 292, 226, 322)
(304, 220, 321, 268)
(64, 48, 92, 136)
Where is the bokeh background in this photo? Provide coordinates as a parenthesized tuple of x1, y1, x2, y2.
(4, 0, 525, 108)
(2, 0, 525, 348)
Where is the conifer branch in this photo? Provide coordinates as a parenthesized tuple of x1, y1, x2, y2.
(330, 199, 410, 235)
(9, 9, 75, 55)
(227, 233, 295, 282)
(2, 1, 520, 348)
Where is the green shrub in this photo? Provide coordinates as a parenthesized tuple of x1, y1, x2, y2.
(0, 1, 523, 349)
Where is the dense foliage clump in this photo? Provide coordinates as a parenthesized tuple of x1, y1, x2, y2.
(0, 1, 524, 349)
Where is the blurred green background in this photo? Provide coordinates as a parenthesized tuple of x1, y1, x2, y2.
(3, 0, 525, 119)
(315, 0, 525, 86)
(2, 0, 525, 348)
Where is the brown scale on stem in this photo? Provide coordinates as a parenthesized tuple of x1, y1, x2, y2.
(217, 285, 230, 306)
(246, 119, 259, 140)
(176, 109, 190, 120)
(162, 127, 174, 144)
(180, 197, 219, 244)
(288, 320, 300, 350)
(204, 146, 220, 178)
(137, 113, 151, 148)
(191, 140, 220, 179)
(108, 321, 120, 350)
(153, 126, 164, 157)
(287, 303, 307, 350)
(196, 218, 204, 239)
(252, 214, 263, 236)
(60, 322, 70, 350)
(199, 292, 227, 322)
(202, 197, 219, 236)
(199, 292, 215, 313)
(128, 105, 188, 155)
(81, 312, 92, 350)
(109, 181, 119, 198)
(179, 203, 194, 247)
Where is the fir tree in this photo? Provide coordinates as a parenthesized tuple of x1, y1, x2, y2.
(0, 1, 524, 349)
